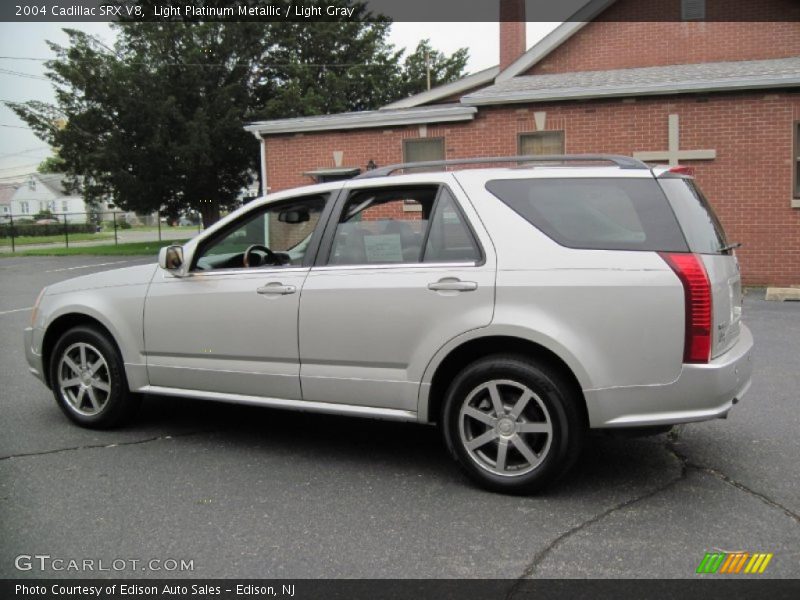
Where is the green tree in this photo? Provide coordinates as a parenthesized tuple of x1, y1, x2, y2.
(6, 2, 468, 226)
(37, 154, 66, 173)
(398, 39, 469, 98)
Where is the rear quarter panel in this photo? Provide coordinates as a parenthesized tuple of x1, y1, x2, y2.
(452, 171, 686, 391)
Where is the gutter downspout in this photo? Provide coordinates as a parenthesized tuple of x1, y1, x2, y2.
(249, 130, 268, 196)
(259, 135, 268, 196)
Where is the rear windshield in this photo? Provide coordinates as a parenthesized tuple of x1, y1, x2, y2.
(658, 178, 728, 255)
(485, 178, 688, 252)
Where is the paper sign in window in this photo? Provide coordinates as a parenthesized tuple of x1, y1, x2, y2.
(364, 234, 403, 263)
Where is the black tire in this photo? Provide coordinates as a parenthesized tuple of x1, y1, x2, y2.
(49, 325, 140, 429)
(442, 354, 584, 494)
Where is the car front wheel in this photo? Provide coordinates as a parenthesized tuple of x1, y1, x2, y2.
(442, 355, 584, 494)
(49, 325, 140, 429)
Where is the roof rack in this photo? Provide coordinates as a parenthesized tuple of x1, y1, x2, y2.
(354, 154, 649, 179)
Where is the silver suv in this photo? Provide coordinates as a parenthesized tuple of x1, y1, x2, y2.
(24, 155, 753, 493)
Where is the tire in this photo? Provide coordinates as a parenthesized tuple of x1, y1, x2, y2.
(442, 354, 584, 494)
(49, 325, 140, 429)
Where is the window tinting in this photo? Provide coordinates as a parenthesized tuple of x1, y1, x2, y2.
(485, 178, 688, 252)
(329, 187, 438, 265)
(424, 189, 480, 263)
(658, 178, 728, 254)
(195, 195, 326, 270)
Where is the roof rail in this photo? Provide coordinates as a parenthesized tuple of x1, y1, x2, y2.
(354, 154, 649, 179)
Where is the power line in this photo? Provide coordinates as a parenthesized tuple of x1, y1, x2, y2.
(0, 162, 40, 172)
(0, 56, 50, 61)
(0, 146, 51, 160)
(0, 55, 391, 68)
(0, 172, 37, 181)
(0, 124, 34, 130)
(0, 68, 49, 81)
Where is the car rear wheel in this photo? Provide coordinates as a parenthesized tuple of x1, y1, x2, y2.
(49, 325, 140, 429)
(442, 355, 584, 494)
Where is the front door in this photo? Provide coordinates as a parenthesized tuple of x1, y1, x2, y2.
(298, 182, 495, 412)
(144, 193, 330, 399)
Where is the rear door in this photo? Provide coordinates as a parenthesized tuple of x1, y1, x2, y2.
(658, 176, 742, 357)
(297, 180, 495, 412)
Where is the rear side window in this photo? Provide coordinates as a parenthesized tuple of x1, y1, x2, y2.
(658, 178, 728, 254)
(485, 178, 688, 252)
(424, 188, 481, 263)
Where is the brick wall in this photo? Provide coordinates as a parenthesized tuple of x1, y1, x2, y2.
(264, 91, 800, 285)
(525, 0, 800, 75)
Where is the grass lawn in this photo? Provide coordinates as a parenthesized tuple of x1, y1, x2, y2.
(134, 225, 201, 233)
(1, 239, 191, 257)
(0, 232, 115, 247)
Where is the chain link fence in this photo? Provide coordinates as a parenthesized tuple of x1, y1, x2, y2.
(0, 210, 203, 252)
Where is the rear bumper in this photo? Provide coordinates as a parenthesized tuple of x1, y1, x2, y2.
(586, 324, 754, 428)
(24, 326, 45, 384)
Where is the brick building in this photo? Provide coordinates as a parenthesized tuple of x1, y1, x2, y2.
(245, 0, 800, 285)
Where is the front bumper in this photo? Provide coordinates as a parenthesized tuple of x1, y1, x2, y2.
(586, 324, 754, 428)
(24, 326, 45, 384)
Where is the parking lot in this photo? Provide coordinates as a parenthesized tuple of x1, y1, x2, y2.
(0, 255, 798, 579)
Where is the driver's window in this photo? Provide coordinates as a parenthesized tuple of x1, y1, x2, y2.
(195, 195, 326, 270)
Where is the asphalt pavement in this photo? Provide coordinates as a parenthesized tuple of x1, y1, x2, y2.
(0, 256, 798, 579)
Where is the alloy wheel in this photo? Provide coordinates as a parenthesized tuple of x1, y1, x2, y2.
(57, 342, 112, 416)
(458, 379, 553, 477)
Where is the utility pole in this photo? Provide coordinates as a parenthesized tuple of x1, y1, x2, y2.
(425, 49, 431, 91)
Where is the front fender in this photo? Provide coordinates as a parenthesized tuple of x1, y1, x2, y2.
(36, 284, 151, 390)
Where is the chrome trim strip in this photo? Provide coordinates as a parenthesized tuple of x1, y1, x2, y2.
(312, 261, 478, 272)
(182, 267, 310, 278)
(140, 386, 418, 422)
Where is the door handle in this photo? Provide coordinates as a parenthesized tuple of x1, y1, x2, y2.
(427, 278, 478, 292)
(256, 283, 297, 295)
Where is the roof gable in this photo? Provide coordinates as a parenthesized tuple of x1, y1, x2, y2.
(496, 0, 617, 82)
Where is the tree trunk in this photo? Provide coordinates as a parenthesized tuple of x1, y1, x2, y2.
(200, 199, 221, 229)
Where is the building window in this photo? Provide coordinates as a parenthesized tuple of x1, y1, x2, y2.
(519, 131, 565, 155)
(795, 122, 800, 199)
(20, 201, 29, 214)
(62, 200, 69, 212)
(403, 138, 445, 164)
(682, 0, 705, 20)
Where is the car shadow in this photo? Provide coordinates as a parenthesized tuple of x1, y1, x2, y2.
(131, 394, 681, 496)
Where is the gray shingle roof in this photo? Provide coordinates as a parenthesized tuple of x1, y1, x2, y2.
(36, 173, 71, 196)
(462, 57, 800, 106)
(0, 184, 17, 206)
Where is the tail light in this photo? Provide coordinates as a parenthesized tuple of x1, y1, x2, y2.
(668, 165, 694, 176)
(659, 253, 712, 364)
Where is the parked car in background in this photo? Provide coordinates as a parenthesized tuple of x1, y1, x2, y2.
(24, 155, 753, 493)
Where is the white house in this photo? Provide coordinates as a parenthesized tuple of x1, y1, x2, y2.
(0, 184, 16, 221)
(9, 174, 106, 223)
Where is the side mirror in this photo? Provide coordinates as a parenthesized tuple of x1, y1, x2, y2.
(158, 245, 184, 272)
